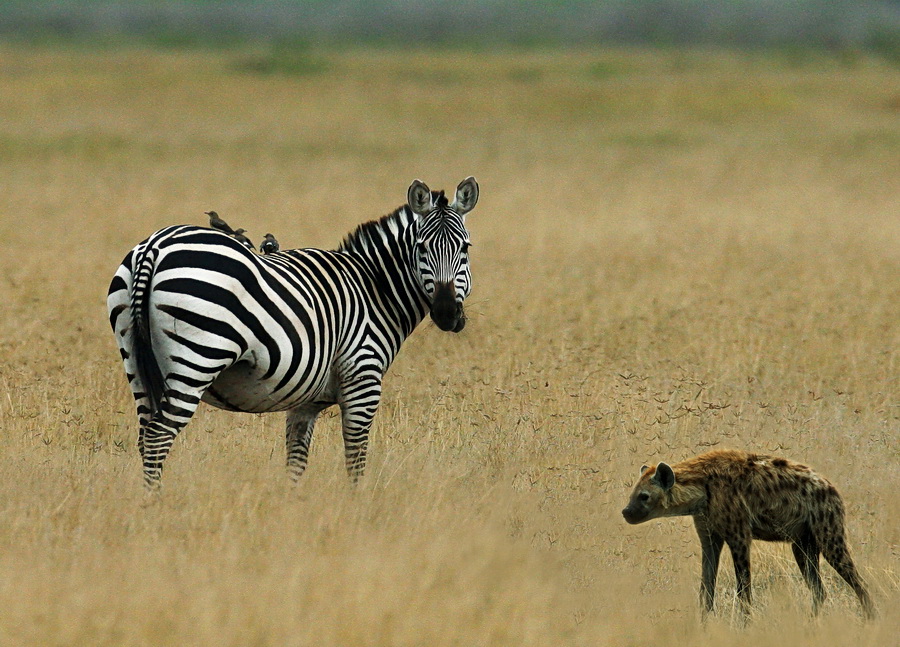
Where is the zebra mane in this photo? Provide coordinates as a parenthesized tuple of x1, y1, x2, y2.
(337, 204, 416, 253)
(337, 190, 449, 254)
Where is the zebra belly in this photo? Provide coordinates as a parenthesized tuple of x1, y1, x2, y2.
(202, 361, 330, 413)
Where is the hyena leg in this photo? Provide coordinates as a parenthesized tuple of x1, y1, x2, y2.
(726, 533, 753, 617)
(791, 530, 825, 615)
(821, 535, 875, 619)
(285, 406, 321, 482)
(694, 518, 724, 616)
(338, 374, 383, 482)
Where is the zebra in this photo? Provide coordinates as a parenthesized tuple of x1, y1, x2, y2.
(107, 177, 479, 487)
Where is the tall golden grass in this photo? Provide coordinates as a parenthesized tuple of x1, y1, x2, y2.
(0, 44, 897, 645)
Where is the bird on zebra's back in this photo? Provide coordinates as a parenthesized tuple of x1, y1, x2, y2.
(232, 228, 255, 251)
(260, 233, 280, 254)
(205, 210, 255, 251)
(205, 210, 235, 235)
(108, 177, 480, 489)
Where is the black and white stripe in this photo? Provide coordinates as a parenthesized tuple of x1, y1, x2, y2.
(108, 178, 479, 487)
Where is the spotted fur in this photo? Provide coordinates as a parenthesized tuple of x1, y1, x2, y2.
(622, 449, 874, 619)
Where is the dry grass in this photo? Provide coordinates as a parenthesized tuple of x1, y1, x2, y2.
(0, 44, 897, 645)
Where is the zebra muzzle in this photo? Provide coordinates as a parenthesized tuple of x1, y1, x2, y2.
(430, 283, 464, 333)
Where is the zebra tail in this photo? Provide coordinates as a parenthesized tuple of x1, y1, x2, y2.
(130, 246, 166, 416)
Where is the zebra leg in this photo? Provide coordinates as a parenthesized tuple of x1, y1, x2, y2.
(285, 406, 320, 481)
(109, 296, 157, 481)
(339, 375, 383, 482)
(140, 390, 205, 488)
(141, 419, 178, 488)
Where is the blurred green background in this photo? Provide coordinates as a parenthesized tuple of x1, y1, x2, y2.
(1, 1, 899, 57)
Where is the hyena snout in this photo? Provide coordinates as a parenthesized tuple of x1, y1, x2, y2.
(622, 487, 658, 524)
(622, 504, 648, 524)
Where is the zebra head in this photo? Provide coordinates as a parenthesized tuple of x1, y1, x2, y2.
(407, 177, 479, 333)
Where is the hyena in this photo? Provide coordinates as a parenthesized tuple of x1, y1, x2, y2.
(621, 449, 875, 619)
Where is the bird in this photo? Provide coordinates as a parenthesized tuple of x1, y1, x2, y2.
(205, 210, 236, 235)
(260, 233, 280, 255)
(232, 228, 255, 250)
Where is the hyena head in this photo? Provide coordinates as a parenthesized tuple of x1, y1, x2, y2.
(622, 462, 675, 524)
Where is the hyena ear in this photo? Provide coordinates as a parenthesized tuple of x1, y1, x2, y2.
(640, 465, 650, 475)
(451, 176, 479, 217)
(654, 462, 675, 491)
(408, 180, 434, 217)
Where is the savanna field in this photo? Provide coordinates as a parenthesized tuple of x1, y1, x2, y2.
(0, 43, 897, 645)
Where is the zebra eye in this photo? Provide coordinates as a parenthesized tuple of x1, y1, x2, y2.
(461, 241, 472, 252)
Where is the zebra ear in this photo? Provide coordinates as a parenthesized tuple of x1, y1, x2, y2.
(451, 176, 479, 217)
(408, 180, 433, 217)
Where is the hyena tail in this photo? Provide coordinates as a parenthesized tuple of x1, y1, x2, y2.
(130, 245, 167, 416)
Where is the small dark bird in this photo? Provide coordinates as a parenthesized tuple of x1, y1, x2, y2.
(232, 228, 255, 251)
(205, 210, 236, 235)
(260, 233, 280, 255)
